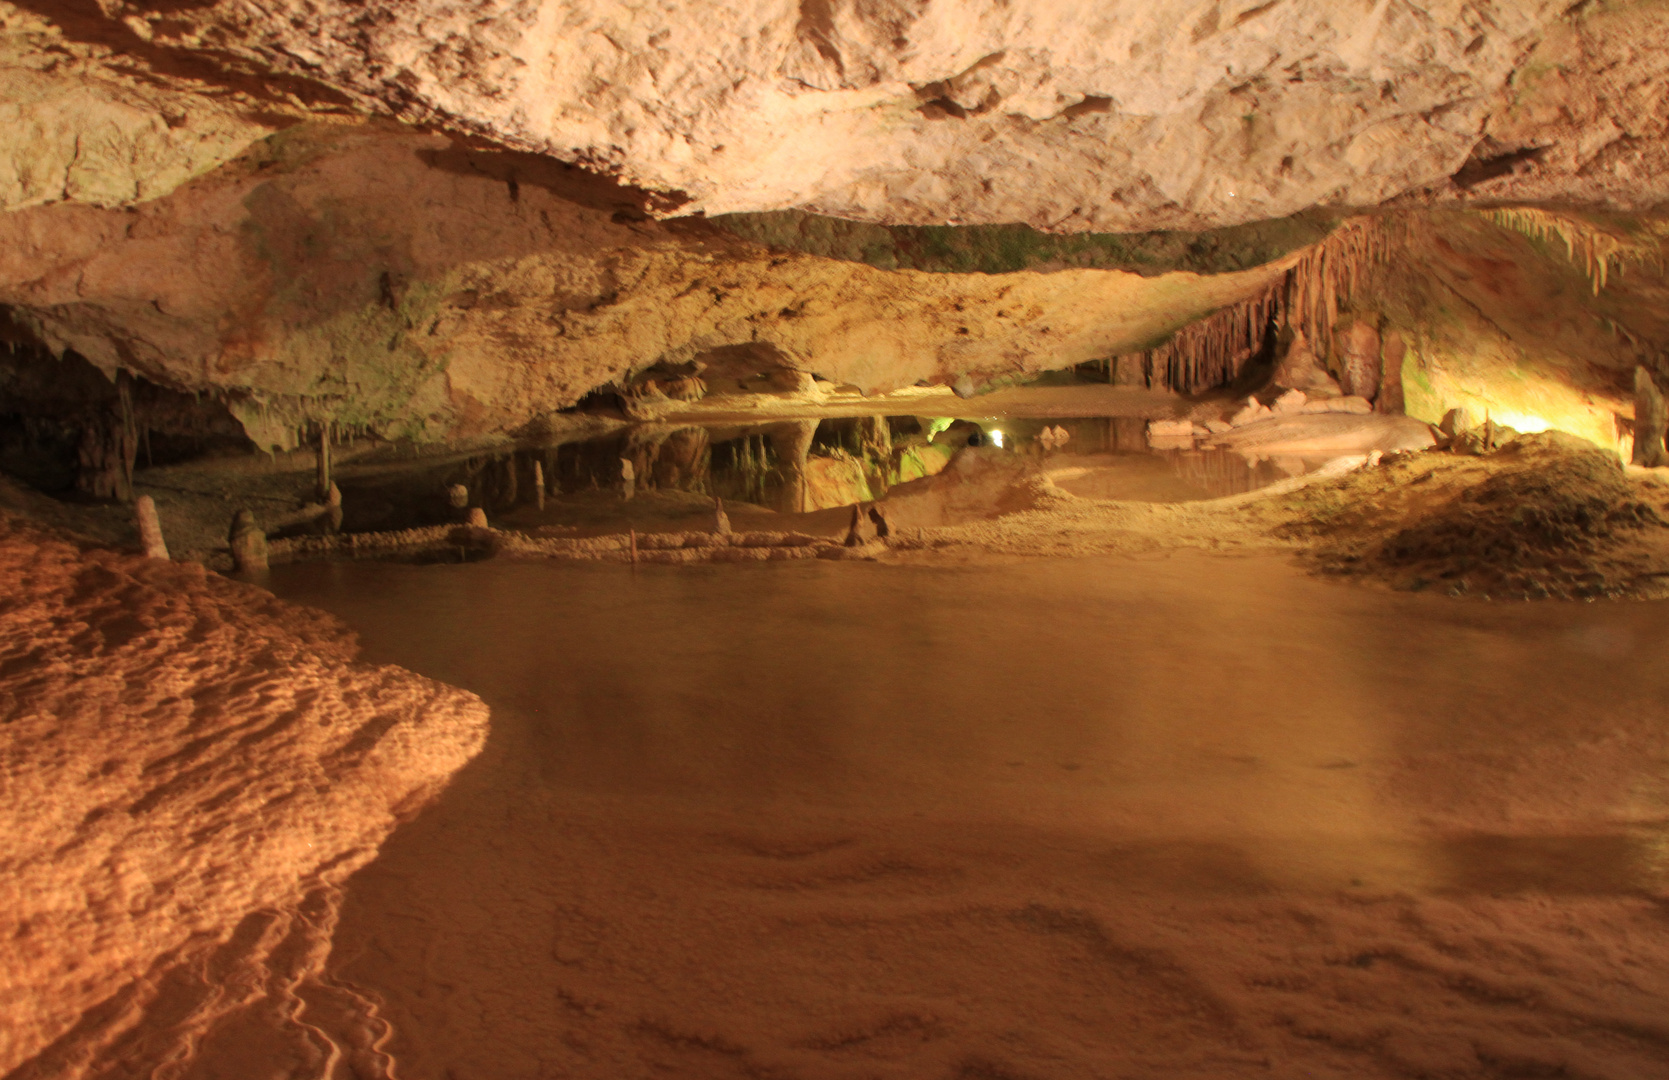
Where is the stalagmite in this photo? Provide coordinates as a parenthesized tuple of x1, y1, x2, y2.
(1633, 367, 1667, 467)
(712, 495, 731, 535)
(620, 457, 636, 501)
(315, 421, 332, 502)
(502, 456, 518, 506)
(1378, 330, 1408, 415)
(1335, 318, 1383, 402)
(134, 495, 168, 560)
(866, 506, 891, 541)
(228, 509, 269, 573)
(533, 461, 546, 510)
(323, 481, 344, 533)
(467, 507, 489, 527)
(1270, 330, 1341, 395)
(843, 504, 867, 547)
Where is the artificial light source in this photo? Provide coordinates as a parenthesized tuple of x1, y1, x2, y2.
(990, 429, 1005, 448)
(1490, 411, 1553, 434)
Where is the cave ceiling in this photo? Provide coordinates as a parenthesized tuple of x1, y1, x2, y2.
(6, 1, 1669, 226)
(2, 1, 1668, 445)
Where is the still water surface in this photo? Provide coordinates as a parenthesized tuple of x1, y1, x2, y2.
(269, 554, 1669, 1077)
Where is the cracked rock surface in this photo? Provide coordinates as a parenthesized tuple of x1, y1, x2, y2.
(12, 0, 1669, 229)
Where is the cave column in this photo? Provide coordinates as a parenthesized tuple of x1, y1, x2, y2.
(767, 420, 818, 514)
(135, 496, 168, 559)
(1634, 367, 1667, 467)
(315, 421, 332, 502)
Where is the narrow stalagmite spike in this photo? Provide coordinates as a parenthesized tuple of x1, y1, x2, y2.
(533, 460, 546, 510)
(135, 495, 168, 560)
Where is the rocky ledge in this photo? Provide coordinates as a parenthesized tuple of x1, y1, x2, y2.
(0, 515, 489, 1077)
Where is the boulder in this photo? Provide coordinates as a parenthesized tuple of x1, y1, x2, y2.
(1272, 389, 1308, 415)
(1230, 399, 1272, 426)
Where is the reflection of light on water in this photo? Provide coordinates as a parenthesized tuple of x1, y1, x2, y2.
(990, 429, 1005, 448)
(1490, 410, 1554, 434)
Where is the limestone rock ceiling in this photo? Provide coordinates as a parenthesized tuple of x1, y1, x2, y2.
(0, 124, 1299, 444)
(5, 0, 1669, 227)
(2, 1, 1669, 449)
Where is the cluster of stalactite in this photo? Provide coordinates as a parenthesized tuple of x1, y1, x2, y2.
(1116, 216, 1406, 395)
(1484, 208, 1663, 296)
(1140, 284, 1284, 395)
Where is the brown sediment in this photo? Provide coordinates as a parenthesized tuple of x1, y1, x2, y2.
(1272, 433, 1669, 599)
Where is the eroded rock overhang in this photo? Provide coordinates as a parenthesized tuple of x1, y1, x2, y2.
(0, 121, 1333, 445)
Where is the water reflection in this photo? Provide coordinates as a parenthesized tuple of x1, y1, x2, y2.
(328, 415, 1329, 535)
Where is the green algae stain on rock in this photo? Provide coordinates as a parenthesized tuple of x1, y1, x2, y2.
(708, 210, 1338, 277)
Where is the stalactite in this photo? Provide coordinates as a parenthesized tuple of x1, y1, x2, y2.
(1483, 207, 1660, 295)
(1106, 216, 1404, 396)
(1128, 280, 1281, 396)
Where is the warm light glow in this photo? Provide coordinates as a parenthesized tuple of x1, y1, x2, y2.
(990, 429, 1005, 448)
(1490, 411, 1554, 434)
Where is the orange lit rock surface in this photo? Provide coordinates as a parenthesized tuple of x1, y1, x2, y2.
(0, 517, 488, 1076)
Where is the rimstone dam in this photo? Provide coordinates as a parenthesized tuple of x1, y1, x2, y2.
(6, 3, 1669, 1078)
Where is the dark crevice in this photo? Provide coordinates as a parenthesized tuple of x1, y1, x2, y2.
(1452, 144, 1549, 189)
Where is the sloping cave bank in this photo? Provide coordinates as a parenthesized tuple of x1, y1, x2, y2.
(0, 515, 489, 1077)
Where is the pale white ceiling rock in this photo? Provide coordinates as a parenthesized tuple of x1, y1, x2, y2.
(65, 0, 1666, 231)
